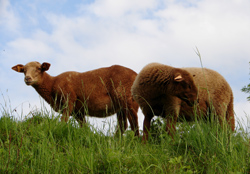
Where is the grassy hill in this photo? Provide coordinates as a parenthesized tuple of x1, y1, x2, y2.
(0, 108, 249, 173)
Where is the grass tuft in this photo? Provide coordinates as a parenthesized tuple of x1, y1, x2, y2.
(0, 104, 249, 173)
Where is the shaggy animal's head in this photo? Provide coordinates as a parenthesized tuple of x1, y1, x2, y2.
(171, 69, 198, 106)
(12, 61, 51, 86)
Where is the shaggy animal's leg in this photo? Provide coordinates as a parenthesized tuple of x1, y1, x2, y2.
(75, 114, 86, 127)
(126, 104, 139, 136)
(213, 103, 228, 130)
(142, 110, 154, 143)
(226, 99, 235, 131)
(142, 116, 153, 143)
(215, 102, 235, 131)
(61, 109, 70, 122)
(165, 116, 177, 138)
(61, 99, 75, 123)
(127, 109, 139, 136)
(165, 102, 180, 138)
(116, 110, 128, 135)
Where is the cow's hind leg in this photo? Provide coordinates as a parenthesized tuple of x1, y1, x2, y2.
(115, 109, 128, 136)
(127, 108, 139, 136)
(75, 114, 86, 127)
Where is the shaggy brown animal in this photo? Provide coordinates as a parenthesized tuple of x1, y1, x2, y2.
(12, 61, 139, 136)
(132, 63, 235, 142)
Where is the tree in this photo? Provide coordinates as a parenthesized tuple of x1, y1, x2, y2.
(241, 62, 250, 101)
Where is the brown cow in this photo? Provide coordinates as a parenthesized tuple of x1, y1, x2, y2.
(12, 61, 139, 136)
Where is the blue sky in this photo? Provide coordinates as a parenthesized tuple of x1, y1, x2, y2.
(1, 0, 250, 132)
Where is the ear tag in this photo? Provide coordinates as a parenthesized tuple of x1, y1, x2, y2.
(174, 74, 182, 81)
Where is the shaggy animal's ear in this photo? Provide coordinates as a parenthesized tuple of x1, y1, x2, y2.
(174, 74, 183, 82)
(12, 64, 24, 73)
(41, 62, 50, 71)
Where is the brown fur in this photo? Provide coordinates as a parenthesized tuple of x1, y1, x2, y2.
(12, 61, 139, 136)
(131, 63, 235, 142)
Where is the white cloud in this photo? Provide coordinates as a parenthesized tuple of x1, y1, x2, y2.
(0, 0, 20, 35)
(86, 0, 157, 18)
(8, 38, 52, 60)
(154, 0, 250, 67)
(5, 0, 250, 72)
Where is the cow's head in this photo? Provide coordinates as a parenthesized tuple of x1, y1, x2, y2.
(171, 68, 198, 106)
(12, 61, 50, 86)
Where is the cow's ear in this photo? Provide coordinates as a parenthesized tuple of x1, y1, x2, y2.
(12, 64, 24, 73)
(41, 62, 50, 71)
(174, 74, 183, 82)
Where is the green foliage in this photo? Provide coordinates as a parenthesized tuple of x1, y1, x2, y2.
(241, 62, 250, 101)
(0, 109, 249, 173)
(242, 84, 250, 101)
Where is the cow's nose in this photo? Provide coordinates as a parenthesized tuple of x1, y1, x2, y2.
(25, 76, 31, 81)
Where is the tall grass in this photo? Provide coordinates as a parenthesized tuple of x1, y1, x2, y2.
(0, 104, 249, 173)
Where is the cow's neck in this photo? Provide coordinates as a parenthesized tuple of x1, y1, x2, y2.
(33, 72, 54, 104)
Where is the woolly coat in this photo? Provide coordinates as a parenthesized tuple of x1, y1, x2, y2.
(132, 63, 235, 133)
